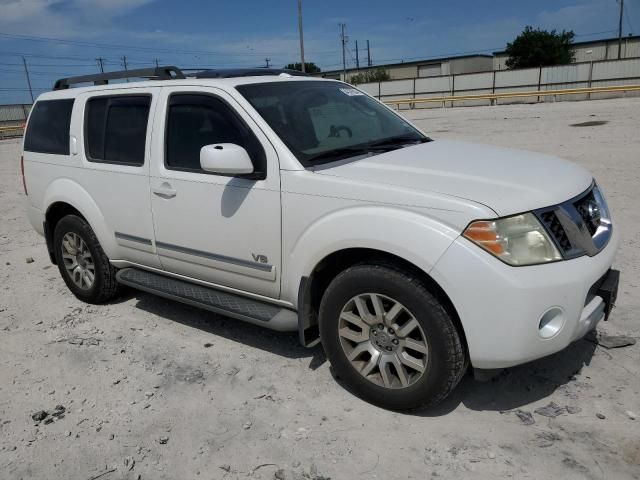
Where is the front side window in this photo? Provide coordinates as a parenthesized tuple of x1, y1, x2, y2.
(236, 81, 428, 167)
(85, 95, 151, 166)
(165, 94, 266, 176)
(24, 99, 74, 155)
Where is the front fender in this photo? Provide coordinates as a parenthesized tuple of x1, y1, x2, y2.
(283, 205, 460, 305)
(42, 178, 117, 258)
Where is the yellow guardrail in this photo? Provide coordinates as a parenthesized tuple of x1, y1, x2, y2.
(0, 124, 25, 137)
(385, 84, 640, 106)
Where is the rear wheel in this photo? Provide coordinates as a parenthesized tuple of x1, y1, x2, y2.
(53, 215, 119, 304)
(319, 263, 466, 410)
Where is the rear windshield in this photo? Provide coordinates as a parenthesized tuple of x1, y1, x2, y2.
(24, 99, 74, 155)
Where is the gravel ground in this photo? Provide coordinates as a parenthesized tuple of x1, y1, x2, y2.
(1, 97, 639, 480)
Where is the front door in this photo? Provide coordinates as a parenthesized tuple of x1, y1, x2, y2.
(148, 86, 282, 299)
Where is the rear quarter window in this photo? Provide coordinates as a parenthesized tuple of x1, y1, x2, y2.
(24, 99, 74, 155)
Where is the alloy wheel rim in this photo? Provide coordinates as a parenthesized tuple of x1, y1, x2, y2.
(61, 232, 95, 290)
(338, 293, 429, 389)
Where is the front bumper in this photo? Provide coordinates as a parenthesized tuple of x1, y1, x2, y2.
(430, 227, 619, 369)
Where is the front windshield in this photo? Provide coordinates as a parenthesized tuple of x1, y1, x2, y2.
(236, 81, 428, 167)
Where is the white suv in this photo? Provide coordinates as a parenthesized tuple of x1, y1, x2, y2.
(22, 66, 619, 409)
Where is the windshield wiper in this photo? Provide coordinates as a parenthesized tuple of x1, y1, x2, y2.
(306, 146, 375, 164)
(306, 135, 428, 165)
(366, 134, 428, 149)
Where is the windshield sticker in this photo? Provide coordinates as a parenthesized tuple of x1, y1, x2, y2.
(339, 88, 364, 96)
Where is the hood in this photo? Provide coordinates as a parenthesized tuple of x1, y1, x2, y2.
(313, 139, 593, 216)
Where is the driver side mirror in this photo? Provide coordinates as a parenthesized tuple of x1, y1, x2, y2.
(200, 144, 254, 175)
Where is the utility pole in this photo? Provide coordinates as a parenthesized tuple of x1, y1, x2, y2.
(367, 40, 372, 67)
(121, 55, 129, 81)
(21, 56, 34, 104)
(618, 0, 624, 59)
(355, 40, 360, 70)
(297, 0, 306, 73)
(96, 57, 105, 73)
(339, 23, 348, 80)
(265, 58, 271, 68)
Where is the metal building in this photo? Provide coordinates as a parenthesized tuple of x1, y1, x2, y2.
(493, 35, 640, 70)
(317, 54, 494, 82)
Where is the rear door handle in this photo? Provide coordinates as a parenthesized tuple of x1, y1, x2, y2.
(152, 183, 177, 199)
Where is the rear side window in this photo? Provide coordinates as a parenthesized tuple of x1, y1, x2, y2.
(24, 99, 74, 155)
(85, 95, 151, 166)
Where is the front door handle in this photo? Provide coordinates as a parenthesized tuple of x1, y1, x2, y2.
(152, 182, 177, 199)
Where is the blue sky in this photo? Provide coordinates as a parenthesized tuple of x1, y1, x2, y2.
(1, 0, 638, 103)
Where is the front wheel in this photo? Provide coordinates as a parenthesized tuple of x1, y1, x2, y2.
(319, 264, 467, 410)
(53, 215, 119, 304)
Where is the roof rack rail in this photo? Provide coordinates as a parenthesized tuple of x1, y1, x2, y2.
(192, 68, 310, 79)
(53, 66, 185, 90)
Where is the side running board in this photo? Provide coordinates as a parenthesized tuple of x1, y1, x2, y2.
(116, 268, 297, 332)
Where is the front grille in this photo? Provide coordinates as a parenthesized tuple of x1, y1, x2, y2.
(574, 190, 600, 236)
(540, 210, 572, 252)
(535, 182, 612, 260)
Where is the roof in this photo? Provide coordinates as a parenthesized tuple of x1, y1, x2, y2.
(319, 53, 494, 75)
(493, 34, 640, 55)
(38, 73, 333, 101)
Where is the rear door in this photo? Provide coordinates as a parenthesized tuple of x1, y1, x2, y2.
(73, 87, 161, 268)
(148, 86, 282, 298)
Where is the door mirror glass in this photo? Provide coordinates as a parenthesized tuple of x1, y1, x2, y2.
(200, 143, 254, 175)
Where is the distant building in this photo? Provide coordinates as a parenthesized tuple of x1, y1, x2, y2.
(316, 54, 494, 82)
(493, 35, 640, 70)
(315, 36, 640, 82)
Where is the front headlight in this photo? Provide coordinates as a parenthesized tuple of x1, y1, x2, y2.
(463, 213, 562, 266)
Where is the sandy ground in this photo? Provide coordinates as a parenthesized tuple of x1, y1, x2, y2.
(1, 97, 639, 480)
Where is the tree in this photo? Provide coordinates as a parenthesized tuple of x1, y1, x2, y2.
(284, 62, 321, 73)
(505, 26, 575, 69)
(349, 68, 391, 85)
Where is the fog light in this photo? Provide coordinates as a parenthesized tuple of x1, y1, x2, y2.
(538, 307, 564, 339)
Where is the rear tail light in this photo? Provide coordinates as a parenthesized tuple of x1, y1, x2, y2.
(20, 154, 28, 195)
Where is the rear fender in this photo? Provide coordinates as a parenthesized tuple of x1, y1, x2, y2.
(42, 178, 116, 258)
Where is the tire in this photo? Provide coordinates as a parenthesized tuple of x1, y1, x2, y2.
(319, 263, 467, 410)
(53, 215, 119, 304)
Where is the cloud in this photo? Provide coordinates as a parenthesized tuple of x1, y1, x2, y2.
(536, 0, 615, 33)
(0, 0, 60, 23)
(0, 0, 157, 37)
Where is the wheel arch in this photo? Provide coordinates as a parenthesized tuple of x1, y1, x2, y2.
(297, 247, 468, 357)
(42, 179, 115, 264)
(44, 202, 87, 264)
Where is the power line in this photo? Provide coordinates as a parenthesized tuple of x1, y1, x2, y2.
(0, 50, 103, 62)
(0, 31, 265, 56)
(0, 61, 96, 67)
(0, 30, 340, 58)
(0, 69, 93, 76)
